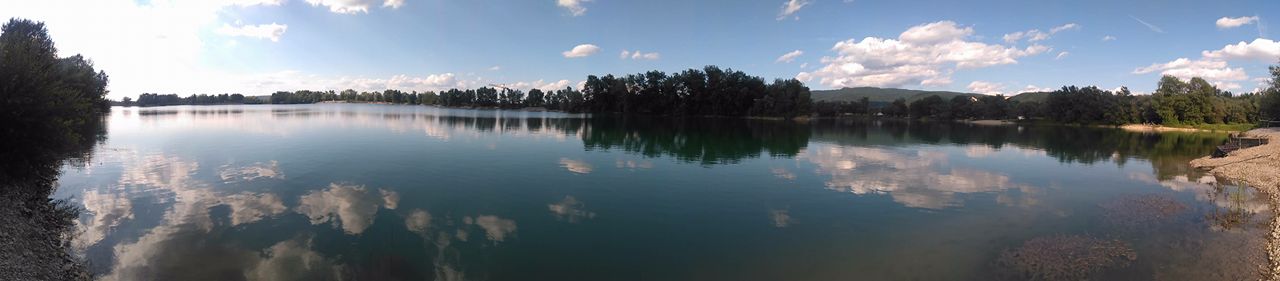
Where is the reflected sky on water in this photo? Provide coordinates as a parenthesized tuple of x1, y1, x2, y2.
(56, 104, 1269, 280)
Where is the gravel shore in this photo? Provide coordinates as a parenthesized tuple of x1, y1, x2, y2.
(1191, 128, 1280, 280)
(0, 191, 90, 281)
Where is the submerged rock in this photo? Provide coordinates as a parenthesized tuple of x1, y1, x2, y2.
(994, 235, 1137, 281)
(1099, 194, 1187, 231)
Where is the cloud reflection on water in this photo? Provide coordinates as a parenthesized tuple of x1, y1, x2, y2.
(295, 183, 400, 235)
(548, 196, 596, 223)
(85, 153, 345, 281)
(559, 158, 593, 174)
(219, 160, 284, 183)
(464, 215, 518, 243)
(803, 144, 1033, 209)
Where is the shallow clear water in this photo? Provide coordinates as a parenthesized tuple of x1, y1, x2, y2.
(55, 104, 1270, 280)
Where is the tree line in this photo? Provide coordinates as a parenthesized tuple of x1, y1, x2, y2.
(122, 93, 263, 106)
(1039, 76, 1268, 125)
(259, 66, 813, 118)
(809, 68, 1280, 127)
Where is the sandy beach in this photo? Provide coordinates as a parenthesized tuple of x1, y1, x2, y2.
(1120, 124, 1229, 133)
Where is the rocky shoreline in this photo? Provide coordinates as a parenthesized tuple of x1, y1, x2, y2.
(1190, 128, 1280, 280)
(0, 193, 90, 281)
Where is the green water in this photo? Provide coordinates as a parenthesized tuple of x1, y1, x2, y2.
(55, 104, 1269, 280)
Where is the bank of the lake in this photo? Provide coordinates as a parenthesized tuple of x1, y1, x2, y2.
(1191, 128, 1280, 279)
(1119, 124, 1251, 134)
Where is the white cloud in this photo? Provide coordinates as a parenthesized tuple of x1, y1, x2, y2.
(1055, 51, 1069, 60)
(305, 0, 402, 14)
(557, 0, 591, 16)
(619, 49, 660, 60)
(777, 0, 810, 20)
(383, 0, 405, 9)
(900, 21, 973, 45)
(1130, 15, 1165, 33)
(1020, 85, 1053, 93)
(1003, 23, 1079, 43)
(327, 73, 469, 92)
(227, 71, 479, 94)
(800, 21, 1048, 88)
(967, 81, 1005, 95)
(1134, 58, 1247, 89)
(794, 72, 813, 82)
(1201, 38, 1280, 61)
(1135, 38, 1279, 91)
(1002, 30, 1038, 43)
(488, 65, 502, 71)
(562, 44, 601, 58)
(776, 50, 804, 63)
(1049, 23, 1080, 33)
(1102, 35, 1117, 41)
(226, 0, 286, 5)
(503, 79, 576, 92)
(1216, 16, 1259, 29)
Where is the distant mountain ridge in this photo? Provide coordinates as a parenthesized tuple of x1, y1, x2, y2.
(811, 86, 1044, 106)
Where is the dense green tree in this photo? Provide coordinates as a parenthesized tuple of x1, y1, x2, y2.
(1263, 63, 1280, 121)
(525, 88, 545, 108)
(908, 95, 946, 118)
(1, 18, 111, 186)
(884, 99, 909, 117)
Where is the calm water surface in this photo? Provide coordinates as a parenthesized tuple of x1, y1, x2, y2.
(55, 104, 1270, 280)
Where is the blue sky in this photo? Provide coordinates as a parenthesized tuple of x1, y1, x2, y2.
(3, 0, 1278, 99)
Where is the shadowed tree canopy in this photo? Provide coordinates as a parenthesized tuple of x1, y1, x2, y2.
(0, 18, 109, 191)
(1263, 62, 1280, 121)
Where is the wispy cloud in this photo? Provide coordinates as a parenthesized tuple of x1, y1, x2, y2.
(775, 50, 804, 63)
(777, 0, 810, 20)
(557, 0, 591, 16)
(619, 50, 660, 60)
(1216, 16, 1259, 29)
(1130, 15, 1165, 33)
(215, 23, 287, 42)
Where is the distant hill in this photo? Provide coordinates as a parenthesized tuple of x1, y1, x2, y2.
(1008, 91, 1050, 103)
(811, 87, 1056, 108)
(811, 87, 982, 107)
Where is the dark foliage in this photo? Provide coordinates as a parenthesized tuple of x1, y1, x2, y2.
(132, 93, 257, 106)
(0, 18, 109, 193)
(258, 66, 812, 118)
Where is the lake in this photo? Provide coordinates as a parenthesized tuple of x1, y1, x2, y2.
(55, 104, 1269, 280)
